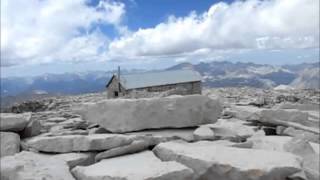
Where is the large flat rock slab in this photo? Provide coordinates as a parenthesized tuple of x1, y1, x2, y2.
(204, 118, 258, 141)
(0, 113, 31, 132)
(278, 126, 320, 143)
(275, 103, 320, 111)
(23, 134, 133, 153)
(247, 135, 320, 180)
(247, 135, 319, 153)
(153, 141, 303, 180)
(76, 95, 222, 133)
(0, 132, 20, 157)
(72, 151, 194, 180)
(258, 109, 319, 134)
(40, 152, 96, 169)
(225, 105, 264, 120)
(0, 151, 75, 180)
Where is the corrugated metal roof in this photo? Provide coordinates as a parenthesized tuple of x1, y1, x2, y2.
(120, 69, 202, 90)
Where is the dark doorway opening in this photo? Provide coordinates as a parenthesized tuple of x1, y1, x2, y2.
(114, 91, 119, 97)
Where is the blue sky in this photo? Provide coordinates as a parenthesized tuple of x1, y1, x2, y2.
(1, 0, 319, 77)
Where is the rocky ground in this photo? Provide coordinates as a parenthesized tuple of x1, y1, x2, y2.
(0, 87, 319, 180)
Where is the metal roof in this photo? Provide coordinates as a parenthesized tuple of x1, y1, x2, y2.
(120, 69, 202, 90)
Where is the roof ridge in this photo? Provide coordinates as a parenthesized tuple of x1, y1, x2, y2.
(122, 69, 198, 76)
(119, 69, 202, 90)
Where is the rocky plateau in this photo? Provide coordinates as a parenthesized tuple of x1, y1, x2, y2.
(0, 87, 319, 180)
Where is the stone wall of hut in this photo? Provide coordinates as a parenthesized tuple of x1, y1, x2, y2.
(126, 81, 201, 96)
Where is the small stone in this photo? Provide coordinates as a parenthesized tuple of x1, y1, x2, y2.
(193, 126, 215, 141)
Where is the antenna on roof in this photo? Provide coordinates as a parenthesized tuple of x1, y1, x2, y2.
(118, 66, 121, 92)
(117, 66, 121, 80)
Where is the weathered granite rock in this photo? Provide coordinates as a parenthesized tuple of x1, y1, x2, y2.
(0, 113, 31, 132)
(41, 152, 96, 169)
(288, 171, 308, 180)
(310, 142, 319, 154)
(302, 154, 319, 180)
(205, 118, 258, 141)
(46, 117, 67, 123)
(306, 110, 320, 122)
(248, 97, 269, 107)
(42, 122, 59, 132)
(276, 126, 287, 135)
(76, 95, 222, 133)
(23, 134, 133, 153)
(227, 105, 263, 121)
(72, 151, 194, 180)
(46, 129, 89, 136)
(248, 136, 319, 180)
(95, 140, 150, 161)
(0, 151, 75, 180)
(126, 128, 195, 143)
(193, 126, 215, 141)
(260, 109, 308, 125)
(4, 100, 50, 113)
(188, 140, 237, 147)
(275, 103, 320, 111)
(258, 109, 319, 134)
(153, 141, 303, 180)
(58, 117, 88, 129)
(247, 135, 319, 153)
(48, 125, 67, 132)
(0, 132, 20, 157)
(88, 127, 109, 134)
(282, 127, 320, 143)
(20, 118, 41, 138)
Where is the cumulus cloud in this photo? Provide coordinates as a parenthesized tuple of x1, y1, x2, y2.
(1, 0, 318, 67)
(109, 0, 319, 59)
(1, 0, 125, 66)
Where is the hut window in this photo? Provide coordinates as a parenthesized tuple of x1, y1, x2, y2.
(114, 91, 119, 97)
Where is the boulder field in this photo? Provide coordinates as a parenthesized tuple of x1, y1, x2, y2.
(0, 89, 319, 180)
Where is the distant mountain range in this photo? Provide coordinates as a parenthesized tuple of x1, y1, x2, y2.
(167, 61, 319, 89)
(1, 61, 319, 107)
(1, 69, 146, 97)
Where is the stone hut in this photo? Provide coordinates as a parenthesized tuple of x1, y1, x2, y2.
(105, 68, 202, 98)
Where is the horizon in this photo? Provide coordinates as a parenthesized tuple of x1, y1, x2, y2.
(1, 59, 319, 78)
(1, 0, 319, 77)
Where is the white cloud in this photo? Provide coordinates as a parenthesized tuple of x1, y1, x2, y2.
(109, 0, 319, 60)
(1, 0, 318, 67)
(1, 0, 125, 66)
